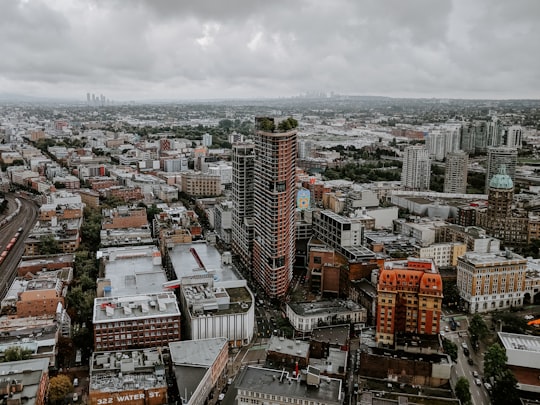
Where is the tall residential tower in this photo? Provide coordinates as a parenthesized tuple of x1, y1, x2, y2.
(401, 145, 431, 191)
(231, 142, 256, 272)
(252, 117, 297, 298)
(443, 150, 468, 194)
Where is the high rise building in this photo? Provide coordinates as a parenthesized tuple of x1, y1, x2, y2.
(485, 146, 518, 193)
(443, 150, 468, 194)
(505, 125, 523, 148)
(376, 258, 443, 346)
(425, 126, 460, 161)
(252, 117, 297, 298)
(401, 145, 431, 191)
(231, 142, 256, 272)
(202, 133, 213, 147)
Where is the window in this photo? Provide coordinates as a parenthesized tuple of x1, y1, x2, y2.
(314, 256, 322, 264)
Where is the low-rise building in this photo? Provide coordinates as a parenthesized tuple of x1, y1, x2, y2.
(498, 332, 540, 395)
(169, 338, 228, 405)
(0, 358, 49, 405)
(235, 366, 344, 405)
(286, 300, 367, 334)
(93, 293, 181, 351)
(89, 348, 168, 405)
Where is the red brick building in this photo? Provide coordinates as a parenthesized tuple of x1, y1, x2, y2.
(376, 258, 443, 346)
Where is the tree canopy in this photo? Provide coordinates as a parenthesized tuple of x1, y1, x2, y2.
(483, 343, 508, 380)
(48, 374, 73, 404)
(442, 338, 458, 362)
(2, 346, 32, 362)
(455, 377, 472, 405)
(468, 314, 489, 349)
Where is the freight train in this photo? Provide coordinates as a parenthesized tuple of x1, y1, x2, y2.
(0, 227, 23, 266)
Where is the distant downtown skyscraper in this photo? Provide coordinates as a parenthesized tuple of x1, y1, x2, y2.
(401, 145, 431, 191)
(485, 146, 518, 193)
(443, 150, 468, 194)
(251, 117, 297, 298)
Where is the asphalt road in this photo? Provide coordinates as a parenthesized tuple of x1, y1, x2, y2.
(0, 194, 39, 299)
(446, 325, 491, 405)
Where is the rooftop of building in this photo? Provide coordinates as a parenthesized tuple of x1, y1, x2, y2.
(309, 347, 347, 375)
(98, 245, 167, 297)
(310, 324, 350, 346)
(93, 292, 180, 323)
(499, 332, 540, 356)
(267, 336, 310, 358)
(99, 228, 154, 247)
(236, 366, 342, 404)
(18, 254, 75, 270)
(459, 250, 527, 266)
(90, 348, 167, 393)
(0, 358, 49, 403)
(287, 300, 365, 317)
(182, 280, 252, 316)
(169, 337, 227, 367)
(168, 242, 240, 282)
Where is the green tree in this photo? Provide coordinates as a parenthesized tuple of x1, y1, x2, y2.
(468, 314, 489, 349)
(483, 343, 508, 380)
(39, 235, 60, 255)
(491, 369, 520, 405)
(442, 338, 458, 362)
(48, 374, 73, 404)
(3, 346, 32, 362)
(80, 207, 102, 250)
(277, 117, 298, 131)
(256, 117, 275, 132)
(442, 282, 460, 307)
(455, 377, 472, 405)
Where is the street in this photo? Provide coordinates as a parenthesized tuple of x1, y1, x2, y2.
(443, 314, 491, 405)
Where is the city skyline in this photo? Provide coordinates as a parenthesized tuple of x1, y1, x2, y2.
(1, 0, 540, 102)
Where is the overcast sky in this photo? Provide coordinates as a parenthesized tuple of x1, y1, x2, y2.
(1, 0, 539, 101)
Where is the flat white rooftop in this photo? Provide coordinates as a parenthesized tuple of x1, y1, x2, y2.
(99, 245, 167, 297)
(168, 243, 240, 282)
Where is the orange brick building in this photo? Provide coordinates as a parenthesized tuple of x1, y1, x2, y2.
(376, 258, 443, 346)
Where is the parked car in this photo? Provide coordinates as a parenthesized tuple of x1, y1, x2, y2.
(463, 347, 470, 356)
(73, 378, 79, 387)
(467, 358, 474, 365)
(73, 393, 79, 402)
(484, 382, 492, 391)
(475, 378, 481, 386)
(472, 371, 479, 378)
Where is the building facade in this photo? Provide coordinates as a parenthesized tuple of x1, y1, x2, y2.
(252, 118, 297, 298)
(401, 146, 431, 191)
(231, 142, 256, 272)
(457, 250, 527, 313)
(443, 151, 468, 194)
(93, 293, 181, 351)
(485, 146, 518, 193)
(376, 258, 443, 346)
(88, 348, 168, 405)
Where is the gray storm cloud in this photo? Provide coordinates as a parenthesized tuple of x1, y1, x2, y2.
(0, 0, 539, 100)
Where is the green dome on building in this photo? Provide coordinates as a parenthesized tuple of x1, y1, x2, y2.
(489, 165, 513, 189)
